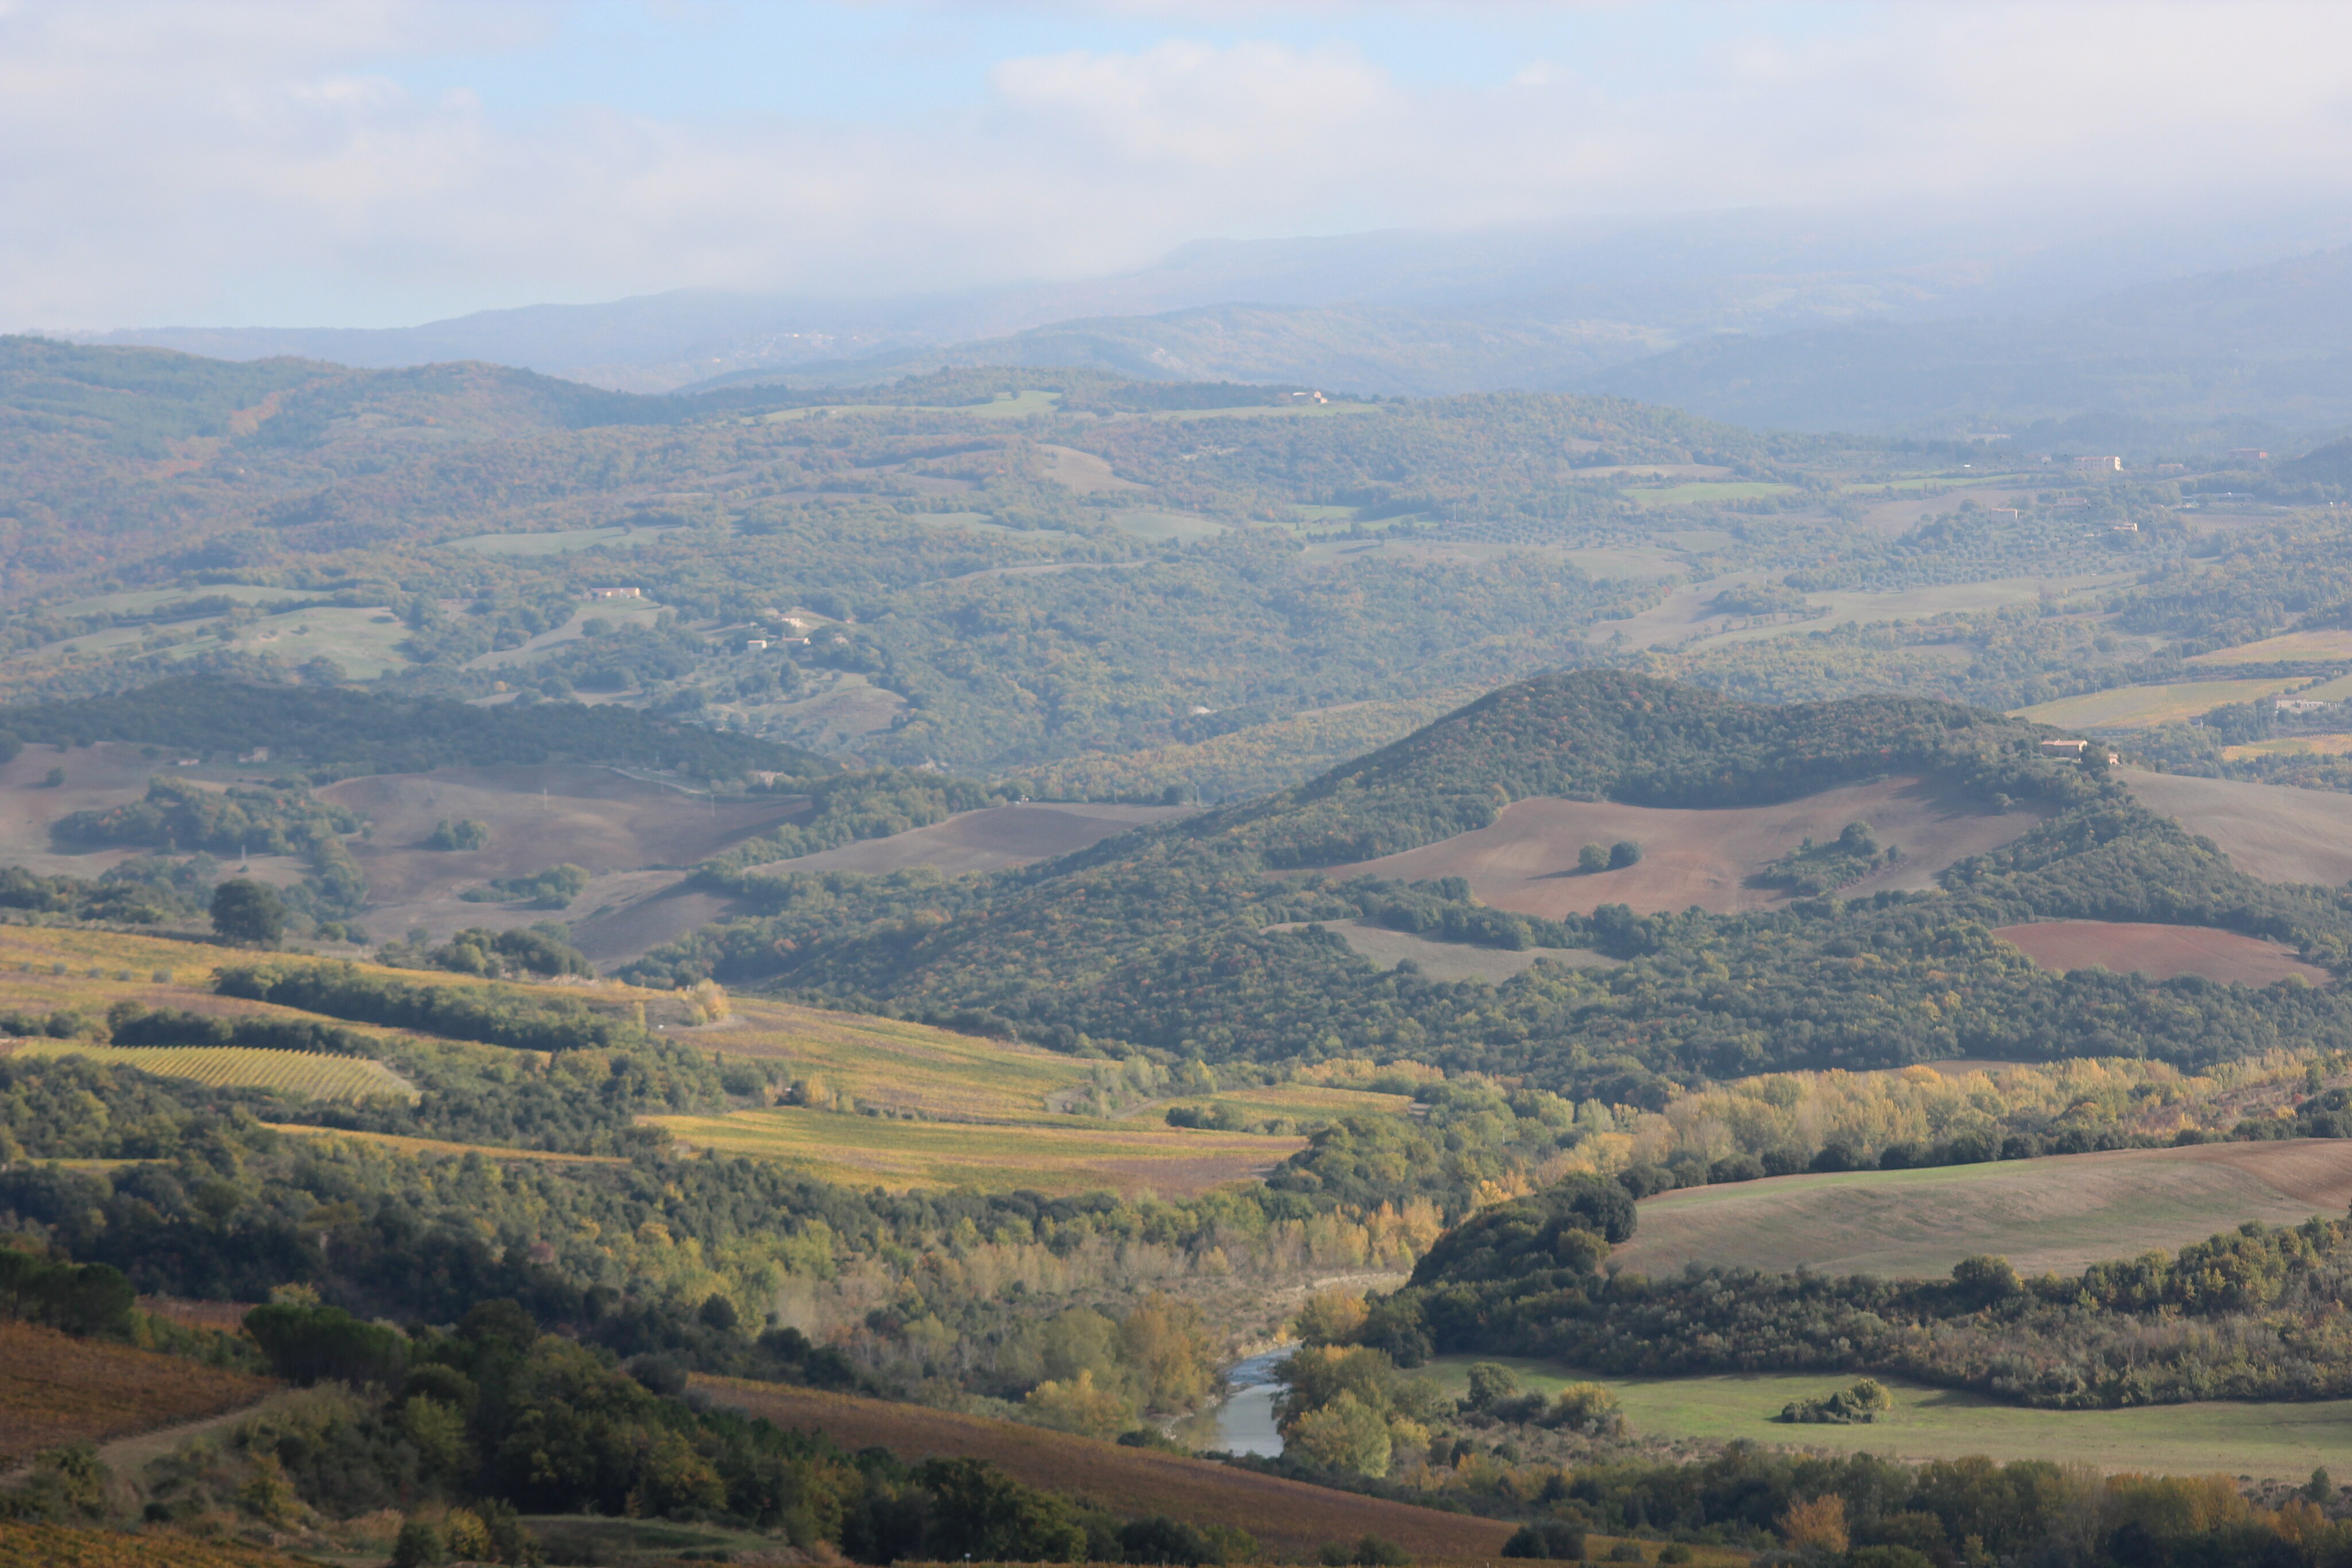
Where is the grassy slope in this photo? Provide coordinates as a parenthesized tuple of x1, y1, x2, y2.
(1422, 1357, 2352, 1481)
(1607, 1141, 2352, 1281)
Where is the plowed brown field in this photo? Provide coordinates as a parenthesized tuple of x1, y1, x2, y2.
(1994, 920, 2331, 985)
(2123, 768, 2352, 886)
(1324, 776, 2040, 918)
(694, 1377, 1514, 1558)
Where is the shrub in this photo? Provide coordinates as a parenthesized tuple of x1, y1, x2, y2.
(425, 818, 490, 851)
(1503, 1520, 1586, 1560)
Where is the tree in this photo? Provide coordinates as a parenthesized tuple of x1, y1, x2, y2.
(1608, 839, 1643, 869)
(1577, 843, 1610, 873)
(210, 878, 287, 945)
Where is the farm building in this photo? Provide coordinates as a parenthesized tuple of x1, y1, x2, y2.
(2038, 738, 2091, 757)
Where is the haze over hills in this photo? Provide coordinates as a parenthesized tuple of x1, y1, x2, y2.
(71, 197, 2352, 416)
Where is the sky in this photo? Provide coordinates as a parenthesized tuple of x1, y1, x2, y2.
(7, 0, 2352, 330)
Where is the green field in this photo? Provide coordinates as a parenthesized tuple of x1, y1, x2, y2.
(40, 583, 292, 619)
(2013, 677, 2307, 729)
(916, 512, 1078, 540)
(1422, 1357, 2352, 1480)
(202, 605, 414, 679)
(444, 524, 687, 556)
(1109, 509, 1231, 542)
(7, 1041, 415, 1103)
(760, 390, 1064, 423)
(1626, 481, 1798, 507)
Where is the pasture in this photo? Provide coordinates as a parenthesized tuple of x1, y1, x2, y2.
(2013, 678, 2306, 729)
(443, 524, 686, 556)
(1036, 443, 1146, 493)
(463, 597, 666, 671)
(39, 583, 292, 620)
(643, 1104, 1305, 1197)
(1264, 919, 1616, 984)
(741, 801, 1186, 879)
(1607, 1139, 2352, 1281)
(207, 605, 414, 679)
(1624, 481, 1797, 506)
(758, 389, 1064, 421)
(1421, 1358, 2352, 1481)
(705, 998, 1099, 1124)
(918, 511, 1078, 540)
(2189, 628, 2352, 665)
(2123, 768, 2352, 885)
(2, 1040, 415, 1103)
(1108, 508, 1231, 542)
(2225, 733, 2352, 760)
(694, 1376, 1519, 1559)
(0, 1321, 270, 1470)
(1324, 776, 2041, 919)
(1993, 920, 2331, 985)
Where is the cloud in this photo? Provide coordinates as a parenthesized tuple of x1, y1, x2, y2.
(5, 1, 2351, 328)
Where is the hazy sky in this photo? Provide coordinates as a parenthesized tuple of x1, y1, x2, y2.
(9, 1, 2351, 329)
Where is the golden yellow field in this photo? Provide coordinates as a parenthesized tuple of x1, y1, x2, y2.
(2011, 678, 2305, 729)
(2189, 629, 2352, 665)
(262, 1124, 624, 1164)
(2225, 733, 2352, 760)
(708, 998, 1100, 1123)
(645, 1104, 1306, 1197)
(3, 1040, 414, 1102)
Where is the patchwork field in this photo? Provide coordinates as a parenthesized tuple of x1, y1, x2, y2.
(644, 1104, 1306, 1197)
(1607, 1139, 2352, 1281)
(694, 1377, 1518, 1559)
(1419, 1358, 2352, 1481)
(1265, 919, 1617, 983)
(0, 1321, 270, 1470)
(1993, 920, 2331, 985)
(2013, 678, 2306, 729)
(745, 802, 1187, 878)
(1325, 776, 2041, 919)
(2123, 768, 2352, 885)
(2, 1040, 416, 1102)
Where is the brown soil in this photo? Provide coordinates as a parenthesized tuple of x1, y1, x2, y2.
(755, 802, 1190, 877)
(2123, 768, 2352, 885)
(0, 741, 176, 876)
(1994, 920, 2331, 985)
(693, 1377, 1514, 1559)
(1324, 776, 2041, 919)
(319, 764, 805, 903)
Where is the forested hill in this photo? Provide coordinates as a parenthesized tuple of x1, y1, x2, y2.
(0, 676, 826, 781)
(1216, 671, 2051, 867)
(620, 669, 2352, 1105)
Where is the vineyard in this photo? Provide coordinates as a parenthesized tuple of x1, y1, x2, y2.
(0, 1321, 271, 1469)
(1, 1041, 415, 1103)
(0, 1523, 317, 1567)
